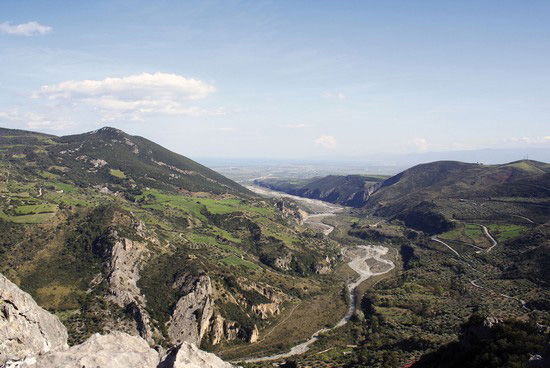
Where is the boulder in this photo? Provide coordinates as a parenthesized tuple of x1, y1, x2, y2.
(7, 332, 159, 368)
(159, 342, 233, 368)
(0, 273, 68, 365)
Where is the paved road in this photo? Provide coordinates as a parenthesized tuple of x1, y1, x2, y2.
(430, 237, 461, 257)
(479, 224, 498, 253)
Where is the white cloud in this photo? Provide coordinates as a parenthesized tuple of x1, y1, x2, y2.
(0, 21, 52, 36)
(315, 135, 337, 150)
(34, 72, 218, 119)
(36, 72, 214, 100)
(0, 109, 73, 131)
(322, 91, 346, 100)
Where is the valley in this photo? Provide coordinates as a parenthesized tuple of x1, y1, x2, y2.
(236, 186, 395, 363)
(0, 127, 548, 368)
(238, 161, 549, 367)
(2, 3, 549, 367)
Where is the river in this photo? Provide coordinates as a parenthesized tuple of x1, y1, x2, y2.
(240, 185, 395, 362)
(245, 185, 343, 235)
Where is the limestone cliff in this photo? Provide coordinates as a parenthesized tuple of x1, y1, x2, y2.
(0, 274, 68, 366)
(95, 222, 158, 343)
(0, 273, 235, 368)
(168, 273, 214, 346)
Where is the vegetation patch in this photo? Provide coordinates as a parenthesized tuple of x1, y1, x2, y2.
(15, 203, 57, 215)
(109, 169, 127, 179)
(221, 255, 259, 269)
(440, 223, 485, 245)
(486, 223, 527, 242)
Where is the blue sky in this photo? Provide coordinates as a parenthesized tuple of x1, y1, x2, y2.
(1, 0, 549, 159)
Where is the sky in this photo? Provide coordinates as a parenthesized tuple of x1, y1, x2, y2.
(1, 0, 549, 160)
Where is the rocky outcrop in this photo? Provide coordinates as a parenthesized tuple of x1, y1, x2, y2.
(168, 273, 214, 346)
(252, 303, 280, 320)
(248, 325, 259, 343)
(1, 273, 235, 368)
(273, 253, 292, 271)
(6, 332, 237, 368)
(208, 313, 240, 345)
(7, 332, 160, 368)
(275, 200, 306, 225)
(159, 341, 234, 368)
(0, 273, 68, 366)
(97, 222, 157, 343)
(314, 256, 333, 274)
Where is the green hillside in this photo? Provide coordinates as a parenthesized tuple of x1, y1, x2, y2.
(0, 126, 249, 196)
(0, 126, 345, 354)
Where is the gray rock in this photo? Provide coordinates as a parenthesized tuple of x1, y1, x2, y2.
(1, 273, 237, 368)
(103, 233, 156, 342)
(168, 274, 213, 346)
(7, 331, 159, 368)
(0, 273, 68, 365)
(159, 342, 234, 368)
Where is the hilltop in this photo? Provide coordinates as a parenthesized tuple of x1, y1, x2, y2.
(0, 126, 249, 196)
(256, 159, 550, 233)
(0, 126, 346, 359)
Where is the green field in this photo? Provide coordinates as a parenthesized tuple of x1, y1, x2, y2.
(440, 223, 484, 244)
(138, 188, 273, 221)
(487, 224, 527, 242)
(109, 169, 127, 179)
(221, 255, 259, 269)
(0, 211, 56, 224)
(15, 203, 58, 215)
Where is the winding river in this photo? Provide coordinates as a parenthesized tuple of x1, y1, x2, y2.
(241, 185, 395, 362)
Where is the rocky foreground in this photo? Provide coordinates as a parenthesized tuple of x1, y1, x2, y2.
(0, 273, 234, 368)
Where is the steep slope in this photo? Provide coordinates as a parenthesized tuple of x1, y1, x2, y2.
(366, 160, 550, 214)
(255, 174, 386, 207)
(0, 126, 249, 195)
(1, 272, 234, 368)
(364, 160, 550, 233)
(0, 126, 344, 358)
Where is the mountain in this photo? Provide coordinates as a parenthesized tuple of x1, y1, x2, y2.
(0, 126, 248, 195)
(364, 160, 549, 232)
(256, 159, 550, 233)
(254, 174, 386, 207)
(0, 126, 344, 359)
(2, 127, 548, 367)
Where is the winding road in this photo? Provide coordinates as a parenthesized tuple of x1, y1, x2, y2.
(478, 224, 498, 253)
(430, 237, 461, 257)
(431, 224, 529, 311)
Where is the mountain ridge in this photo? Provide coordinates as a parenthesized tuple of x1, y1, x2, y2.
(255, 159, 549, 233)
(0, 126, 345, 358)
